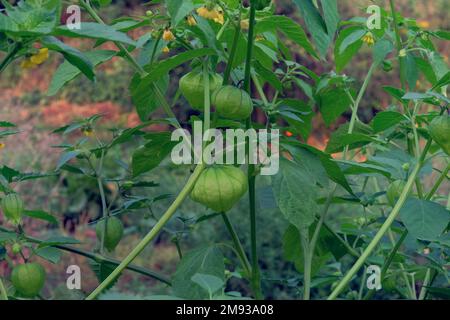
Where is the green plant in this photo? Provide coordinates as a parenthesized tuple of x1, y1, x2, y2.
(0, 0, 449, 301)
(11, 263, 46, 298)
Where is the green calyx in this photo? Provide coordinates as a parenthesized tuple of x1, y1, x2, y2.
(179, 71, 223, 110)
(1, 193, 24, 225)
(190, 166, 248, 212)
(11, 263, 46, 298)
(212, 85, 253, 120)
(429, 115, 450, 156)
(96, 216, 124, 252)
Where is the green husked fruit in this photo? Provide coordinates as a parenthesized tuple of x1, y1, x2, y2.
(1, 193, 24, 225)
(12, 243, 22, 254)
(191, 166, 248, 212)
(212, 85, 253, 120)
(429, 115, 450, 156)
(386, 180, 406, 206)
(11, 263, 46, 298)
(96, 216, 124, 251)
(179, 71, 223, 110)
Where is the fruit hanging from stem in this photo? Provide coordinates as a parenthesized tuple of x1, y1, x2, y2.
(179, 71, 222, 110)
(96, 216, 124, 252)
(11, 263, 46, 298)
(212, 85, 254, 120)
(190, 166, 248, 212)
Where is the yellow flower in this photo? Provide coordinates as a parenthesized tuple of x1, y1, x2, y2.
(196, 6, 224, 24)
(417, 20, 430, 29)
(20, 59, 36, 69)
(163, 29, 175, 41)
(82, 127, 94, 137)
(186, 15, 197, 26)
(30, 48, 49, 65)
(362, 32, 375, 46)
(255, 35, 265, 42)
(0, 142, 5, 149)
(399, 49, 407, 57)
(240, 19, 249, 30)
(163, 46, 170, 53)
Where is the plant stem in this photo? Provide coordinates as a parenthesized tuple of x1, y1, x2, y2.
(221, 213, 252, 276)
(242, 0, 262, 300)
(86, 163, 205, 299)
(222, 21, 241, 85)
(305, 63, 376, 299)
(301, 230, 312, 300)
(0, 43, 20, 74)
(328, 139, 433, 300)
(0, 277, 8, 300)
(418, 268, 431, 300)
(389, 0, 407, 90)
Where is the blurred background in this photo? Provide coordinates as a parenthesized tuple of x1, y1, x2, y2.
(0, 0, 449, 299)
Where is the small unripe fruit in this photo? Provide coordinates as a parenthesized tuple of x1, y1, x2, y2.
(96, 216, 124, 252)
(429, 115, 450, 156)
(212, 86, 253, 120)
(1, 193, 24, 225)
(11, 263, 46, 298)
(12, 243, 22, 254)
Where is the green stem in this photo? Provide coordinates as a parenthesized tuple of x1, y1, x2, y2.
(418, 268, 431, 300)
(86, 163, 205, 299)
(0, 43, 20, 74)
(301, 231, 311, 300)
(242, 0, 262, 300)
(221, 213, 252, 276)
(0, 277, 8, 300)
(222, 21, 241, 85)
(328, 139, 433, 300)
(389, 0, 407, 90)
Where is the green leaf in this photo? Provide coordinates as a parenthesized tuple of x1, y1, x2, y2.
(373, 39, 394, 65)
(372, 111, 406, 133)
(23, 210, 58, 224)
(334, 26, 363, 73)
(39, 236, 81, 248)
(191, 273, 224, 297)
(166, 0, 194, 26)
(432, 71, 450, 90)
(0, 231, 16, 242)
(56, 150, 82, 171)
(54, 23, 136, 46)
(132, 133, 178, 177)
(400, 198, 450, 241)
(294, 0, 338, 58)
(317, 87, 353, 126)
(326, 133, 376, 154)
(339, 29, 365, 54)
(48, 50, 116, 96)
(254, 60, 283, 91)
(255, 15, 318, 59)
(405, 53, 419, 90)
(279, 99, 313, 139)
(134, 75, 169, 121)
(42, 36, 95, 81)
(272, 158, 319, 230)
(383, 86, 406, 103)
(90, 260, 120, 292)
(34, 247, 61, 264)
(172, 246, 225, 299)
